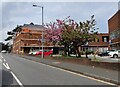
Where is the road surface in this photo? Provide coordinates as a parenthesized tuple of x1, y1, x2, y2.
(0, 54, 19, 86)
(0, 53, 117, 86)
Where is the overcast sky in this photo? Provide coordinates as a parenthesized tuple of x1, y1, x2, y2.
(0, 0, 120, 43)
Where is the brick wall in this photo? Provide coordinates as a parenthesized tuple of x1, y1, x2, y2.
(108, 10, 120, 33)
(12, 28, 53, 54)
(81, 33, 109, 52)
(108, 10, 120, 50)
(88, 33, 109, 46)
(108, 10, 120, 43)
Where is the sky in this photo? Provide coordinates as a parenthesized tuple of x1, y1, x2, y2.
(0, 0, 120, 43)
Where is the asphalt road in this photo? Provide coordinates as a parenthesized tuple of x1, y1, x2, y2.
(0, 55, 19, 86)
(0, 53, 117, 86)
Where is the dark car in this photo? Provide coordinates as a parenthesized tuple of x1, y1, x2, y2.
(98, 51, 109, 57)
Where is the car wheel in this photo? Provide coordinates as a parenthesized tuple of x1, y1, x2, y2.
(113, 54, 118, 58)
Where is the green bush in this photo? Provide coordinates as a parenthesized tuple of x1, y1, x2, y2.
(80, 51, 85, 55)
(86, 50, 94, 54)
(80, 50, 94, 55)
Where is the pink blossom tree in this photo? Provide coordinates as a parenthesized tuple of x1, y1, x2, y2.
(45, 16, 73, 55)
(44, 21, 63, 46)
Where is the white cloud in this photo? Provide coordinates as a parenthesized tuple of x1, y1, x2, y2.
(1, 2, 119, 42)
(118, 1, 120, 10)
(1, 0, 120, 2)
(0, 31, 2, 42)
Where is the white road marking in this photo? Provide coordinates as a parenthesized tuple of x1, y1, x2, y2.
(1, 55, 24, 87)
(0, 55, 3, 59)
(3, 62, 11, 70)
(0, 59, 2, 62)
(5, 63, 10, 69)
(3, 63, 8, 69)
(3, 59, 6, 62)
(10, 71, 24, 87)
(1, 56, 3, 59)
(26, 58, 116, 86)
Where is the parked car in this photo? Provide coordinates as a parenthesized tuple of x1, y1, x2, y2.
(106, 50, 116, 53)
(1, 50, 7, 53)
(108, 50, 120, 58)
(35, 49, 53, 56)
(98, 51, 109, 57)
(28, 50, 42, 55)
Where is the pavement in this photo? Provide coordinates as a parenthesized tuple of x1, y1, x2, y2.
(16, 54, 119, 85)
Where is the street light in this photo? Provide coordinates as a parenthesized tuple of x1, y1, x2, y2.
(33, 4, 44, 59)
(85, 41, 88, 58)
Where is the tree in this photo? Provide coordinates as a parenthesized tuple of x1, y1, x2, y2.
(4, 36, 13, 41)
(45, 16, 71, 55)
(45, 22, 62, 46)
(2, 43, 9, 51)
(4, 25, 22, 53)
(5, 25, 22, 41)
(61, 15, 98, 57)
(45, 15, 98, 57)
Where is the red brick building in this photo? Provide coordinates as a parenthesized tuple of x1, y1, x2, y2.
(108, 10, 120, 50)
(12, 23, 109, 54)
(81, 33, 109, 52)
(12, 24, 53, 54)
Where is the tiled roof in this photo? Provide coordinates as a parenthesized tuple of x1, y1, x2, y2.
(22, 24, 45, 30)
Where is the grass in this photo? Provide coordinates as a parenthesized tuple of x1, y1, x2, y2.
(31, 54, 101, 62)
(51, 55, 102, 62)
(52, 55, 89, 59)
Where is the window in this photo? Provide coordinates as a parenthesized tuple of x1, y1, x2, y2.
(110, 32, 114, 40)
(104, 37, 107, 42)
(95, 38, 99, 42)
(110, 29, 120, 40)
(29, 34, 32, 39)
(102, 36, 109, 42)
(93, 38, 99, 42)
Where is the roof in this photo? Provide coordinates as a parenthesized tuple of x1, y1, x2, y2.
(108, 9, 120, 21)
(22, 24, 45, 30)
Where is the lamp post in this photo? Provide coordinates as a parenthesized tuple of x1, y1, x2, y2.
(85, 41, 88, 58)
(33, 4, 44, 59)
